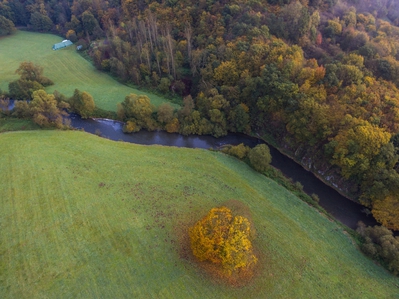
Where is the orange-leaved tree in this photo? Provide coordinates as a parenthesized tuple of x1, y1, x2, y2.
(189, 206, 257, 275)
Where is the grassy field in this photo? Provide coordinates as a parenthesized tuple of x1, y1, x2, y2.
(0, 117, 40, 132)
(0, 31, 174, 111)
(1, 130, 398, 298)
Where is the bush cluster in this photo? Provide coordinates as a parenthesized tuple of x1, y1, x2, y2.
(221, 143, 272, 172)
(220, 143, 250, 159)
(357, 222, 399, 275)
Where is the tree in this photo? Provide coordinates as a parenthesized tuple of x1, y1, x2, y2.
(328, 117, 391, 179)
(214, 61, 239, 86)
(8, 62, 54, 100)
(157, 103, 174, 124)
(337, 64, 363, 87)
(0, 15, 15, 36)
(81, 10, 102, 39)
(8, 79, 43, 100)
(6, 0, 28, 26)
(372, 196, 399, 231)
(165, 117, 179, 133)
(15, 62, 53, 86)
(12, 100, 31, 118)
(228, 104, 250, 133)
(189, 206, 257, 275)
(118, 94, 156, 130)
(29, 12, 53, 32)
(66, 29, 78, 42)
(82, 11, 97, 35)
(158, 77, 171, 94)
(30, 90, 68, 128)
(0, 97, 10, 113)
(221, 143, 250, 160)
(326, 20, 342, 36)
(248, 144, 272, 172)
(357, 223, 399, 275)
(179, 95, 194, 117)
(0, 2, 15, 22)
(69, 89, 96, 118)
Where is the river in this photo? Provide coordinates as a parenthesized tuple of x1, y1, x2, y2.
(70, 114, 378, 230)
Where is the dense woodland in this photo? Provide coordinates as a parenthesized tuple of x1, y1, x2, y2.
(2, 0, 399, 232)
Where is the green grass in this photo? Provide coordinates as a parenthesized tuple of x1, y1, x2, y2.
(1, 130, 398, 298)
(0, 31, 174, 111)
(0, 117, 40, 132)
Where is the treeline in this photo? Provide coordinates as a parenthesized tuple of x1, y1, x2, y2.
(2, 0, 399, 230)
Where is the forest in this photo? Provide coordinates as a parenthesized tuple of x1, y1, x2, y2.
(1, 0, 399, 231)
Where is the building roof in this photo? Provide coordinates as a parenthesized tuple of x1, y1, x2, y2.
(52, 40, 73, 50)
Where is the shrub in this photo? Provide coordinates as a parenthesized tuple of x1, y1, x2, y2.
(221, 143, 250, 159)
(248, 144, 272, 172)
(165, 117, 179, 133)
(294, 181, 304, 191)
(357, 222, 399, 275)
(123, 120, 139, 133)
(0, 16, 16, 36)
(69, 89, 96, 118)
(12, 101, 31, 118)
(311, 193, 320, 203)
(118, 94, 156, 130)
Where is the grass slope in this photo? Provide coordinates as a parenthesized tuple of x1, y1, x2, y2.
(0, 31, 173, 111)
(0, 117, 40, 132)
(0, 130, 398, 298)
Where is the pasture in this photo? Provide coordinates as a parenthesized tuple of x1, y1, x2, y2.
(0, 118, 39, 132)
(0, 130, 398, 298)
(0, 31, 173, 111)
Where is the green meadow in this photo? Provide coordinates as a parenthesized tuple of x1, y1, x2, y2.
(0, 31, 172, 111)
(0, 118, 39, 132)
(1, 130, 398, 298)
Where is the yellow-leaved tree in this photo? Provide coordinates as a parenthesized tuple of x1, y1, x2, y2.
(189, 206, 257, 276)
(372, 195, 399, 231)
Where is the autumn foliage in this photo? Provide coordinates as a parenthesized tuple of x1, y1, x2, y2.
(372, 196, 399, 231)
(189, 206, 257, 276)
(7, 0, 399, 229)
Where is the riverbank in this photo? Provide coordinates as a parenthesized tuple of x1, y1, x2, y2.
(69, 115, 378, 230)
(0, 103, 381, 231)
(0, 117, 40, 132)
(254, 132, 379, 228)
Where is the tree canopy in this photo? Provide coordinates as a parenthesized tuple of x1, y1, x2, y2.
(8, 62, 54, 100)
(0, 15, 15, 36)
(29, 90, 69, 128)
(189, 206, 257, 276)
(248, 144, 272, 173)
(69, 89, 96, 118)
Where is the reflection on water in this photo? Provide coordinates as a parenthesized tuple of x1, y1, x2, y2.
(70, 115, 259, 149)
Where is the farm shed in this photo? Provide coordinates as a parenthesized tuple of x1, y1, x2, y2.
(52, 40, 73, 50)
